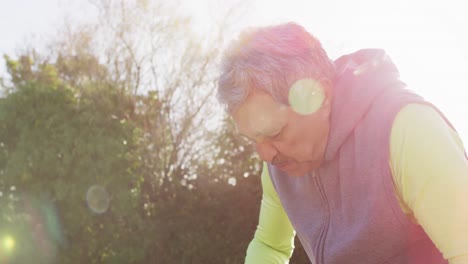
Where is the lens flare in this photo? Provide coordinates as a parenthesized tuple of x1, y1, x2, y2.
(2, 235, 15, 252)
(86, 185, 110, 214)
(288, 79, 325, 115)
(0, 196, 64, 263)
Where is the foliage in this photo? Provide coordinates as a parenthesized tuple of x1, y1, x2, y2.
(0, 55, 141, 263)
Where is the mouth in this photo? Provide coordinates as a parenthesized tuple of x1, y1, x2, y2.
(271, 155, 294, 171)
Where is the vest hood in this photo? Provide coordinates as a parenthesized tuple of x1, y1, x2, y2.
(324, 49, 403, 161)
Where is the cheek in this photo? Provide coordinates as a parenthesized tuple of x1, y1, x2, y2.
(288, 123, 324, 159)
(295, 142, 316, 161)
(277, 135, 311, 159)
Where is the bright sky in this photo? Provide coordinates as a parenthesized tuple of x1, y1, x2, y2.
(1, 0, 467, 144)
(0, 0, 96, 73)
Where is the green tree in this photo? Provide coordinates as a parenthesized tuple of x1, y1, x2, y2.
(0, 54, 146, 263)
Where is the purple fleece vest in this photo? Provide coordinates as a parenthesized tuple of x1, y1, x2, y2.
(268, 49, 447, 264)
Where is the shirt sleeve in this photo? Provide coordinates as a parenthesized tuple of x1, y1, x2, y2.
(245, 162, 296, 264)
(390, 103, 468, 262)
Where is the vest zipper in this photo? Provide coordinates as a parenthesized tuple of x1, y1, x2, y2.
(313, 172, 330, 264)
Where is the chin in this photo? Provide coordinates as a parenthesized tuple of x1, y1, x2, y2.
(281, 160, 319, 177)
(281, 165, 310, 177)
(288, 170, 307, 177)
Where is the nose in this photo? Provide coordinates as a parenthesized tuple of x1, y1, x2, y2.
(255, 141, 278, 163)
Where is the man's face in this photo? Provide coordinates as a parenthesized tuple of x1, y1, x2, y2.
(232, 89, 331, 176)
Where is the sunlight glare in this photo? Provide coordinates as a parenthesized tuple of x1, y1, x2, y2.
(2, 235, 15, 252)
(228, 177, 237, 186)
(288, 78, 325, 115)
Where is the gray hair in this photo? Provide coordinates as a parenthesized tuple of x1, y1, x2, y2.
(217, 22, 335, 113)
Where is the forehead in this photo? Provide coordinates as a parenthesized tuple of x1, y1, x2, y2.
(232, 92, 288, 138)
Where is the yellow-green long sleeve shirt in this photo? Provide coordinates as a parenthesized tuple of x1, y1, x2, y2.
(245, 104, 468, 263)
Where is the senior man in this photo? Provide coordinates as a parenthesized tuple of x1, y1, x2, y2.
(217, 23, 468, 263)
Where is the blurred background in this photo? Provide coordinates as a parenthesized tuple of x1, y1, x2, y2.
(0, 0, 466, 263)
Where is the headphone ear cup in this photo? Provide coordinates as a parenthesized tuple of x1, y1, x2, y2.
(288, 78, 325, 115)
